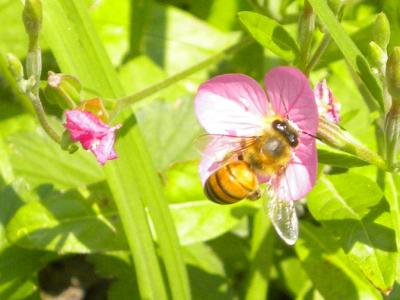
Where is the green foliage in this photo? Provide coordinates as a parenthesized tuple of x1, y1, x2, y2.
(1, 0, 400, 299)
(238, 11, 298, 61)
(307, 174, 397, 293)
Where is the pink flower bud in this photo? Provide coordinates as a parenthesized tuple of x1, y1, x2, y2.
(64, 110, 121, 165)
(314, 80, 340, 123)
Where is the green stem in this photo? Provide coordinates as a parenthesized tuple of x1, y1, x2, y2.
(297, 0, 315, 71)
(28, 92, 61, 143)
(317, 117, 388, 171)
(305, 33, 331, 75)
(244, 209, 274, 300)
(386, 174, 400, 251)
(384, 107, 400, 168)
(247, 0, 265, 15)
(110, 38, 253, 120)
(42, 1, 191, 299)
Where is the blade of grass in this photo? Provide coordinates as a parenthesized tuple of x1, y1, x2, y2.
(244, 209, 274, 300)
(308, 0, 384, 110)
(42, 0, 190, 299)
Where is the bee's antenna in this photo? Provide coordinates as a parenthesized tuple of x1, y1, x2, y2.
(301, 130, 321, 141)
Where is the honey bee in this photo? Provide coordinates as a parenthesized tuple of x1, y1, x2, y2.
(202, 117, 301, 244)
(204, 118, 299, 203)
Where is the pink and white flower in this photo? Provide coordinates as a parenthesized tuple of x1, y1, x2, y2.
(64, 110, 121, 165)
(195, 67, 319, 202)
(314, 79, 340, 123)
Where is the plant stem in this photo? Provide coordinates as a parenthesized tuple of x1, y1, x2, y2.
(244, 209, 274, 300)
(28, 91, 61, 143)
(110, 37, 253, 120)
(317, 117, 388, 171)
(305, 34, 331, 75)
(297, 0, 315, 71)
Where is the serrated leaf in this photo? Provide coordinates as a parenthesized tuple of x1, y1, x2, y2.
(296, 222, 381, 299)
(238, 11, 299, 61)
(307, 174, 397, 293)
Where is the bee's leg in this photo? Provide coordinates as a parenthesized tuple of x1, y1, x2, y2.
(248, 189, 261, 200)
(238, 153, 244, 160)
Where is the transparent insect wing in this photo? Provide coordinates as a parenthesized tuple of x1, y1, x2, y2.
(266, 192, 299, 245)
(195, 134, 258, 161)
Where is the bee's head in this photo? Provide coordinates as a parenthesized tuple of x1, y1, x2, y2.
(271, 120, 299, 147)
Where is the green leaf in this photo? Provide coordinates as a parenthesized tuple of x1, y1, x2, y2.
(317, 148, 368, 168)
(43, 1, 190, 299)
(0, 0, 28, 58)
(88, 253, 140, 300)
(245, 209, 274, 300)
(171, 200, 258, 245)
(163, 161, 204, 204)
(183, 243, 233, 299)
(92, 0, 239, 75)
(8, 129, 103, 190)
(384, 0, 400, 51)
(0, 246, 55, 300)
(307, 174, 397, 293)
(6, 189, 127, 253)
(295, 222, 381, 299)
(136, 97, 203, 171)
(307, 0, 383, 107)
(118, 55, 187, 100)
(385, 174, 400, 259)
(238, 11, 299, 61)
(146, 4, 239, 75)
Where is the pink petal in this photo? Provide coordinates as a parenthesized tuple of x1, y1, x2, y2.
(195, 74, 269, 136)
(90, 131, 118, 165)
(274, 135, 317, 201)
(199, 136, 240, 186)
(314, 80, 340, 123)
(64, 110, 121, 165)
(264, 67, 318, 135)
(65, 110, 109, 139)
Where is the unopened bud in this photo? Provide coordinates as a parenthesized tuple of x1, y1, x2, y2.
(23, 0, 43, 50)
(368, 41, 387, 74)
(43, 72, 81, 109)
(386, 47, 400, 105)
(79, 98, 109, 123)
(26, 48, 41, 85)
(318, 117, 387, 170)
(7, 53, 24, 82)
(373, 13, 390, 51)
(385, 107, 400, 167)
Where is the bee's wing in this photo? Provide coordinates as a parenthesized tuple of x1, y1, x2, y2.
(195, 134, 258, 161)
(265, 192, 298, 245)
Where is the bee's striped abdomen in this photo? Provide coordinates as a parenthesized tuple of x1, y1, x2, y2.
(204, 161, 258, 204)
